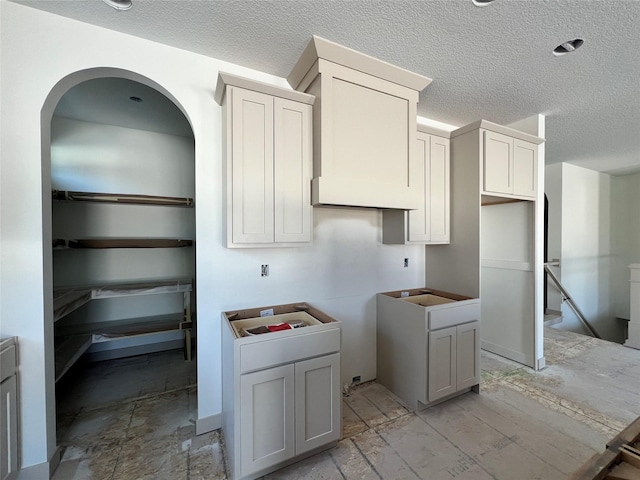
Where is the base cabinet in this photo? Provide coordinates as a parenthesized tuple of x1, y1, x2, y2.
(428, 321, 480, 402)
(376, 289, 480, 411)
(222, 304, 341, 480)
(1, 338, 18, 480)
(239, 354, 340, 477)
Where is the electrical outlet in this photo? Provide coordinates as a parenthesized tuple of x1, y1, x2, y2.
(352, 375, 361, 384)
(261, 264, 269, 277)
(404, 258, 409, 268)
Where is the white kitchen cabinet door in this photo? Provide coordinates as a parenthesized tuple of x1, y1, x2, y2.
(408, 132, 430, 242)
(512, 139, 537, 198)
(0, 376, 18, 480)
(428, 326, 457, 402)
(393, 131, 449, 244)
(294, 353, 341, 455)
(240, 364, 295, 477)
(230, 86, 275, 245)
(456, 321, 480, 391)
(428, 135, 450, 243)
(274, 97, 312, 243)
(483, 130, 513, 195)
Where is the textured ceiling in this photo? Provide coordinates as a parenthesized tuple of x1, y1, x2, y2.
(12, 0, 640, 174)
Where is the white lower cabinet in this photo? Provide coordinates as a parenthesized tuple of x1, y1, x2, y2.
(428, 321, 480, 402)
(1, 338, 18, 480)
(222, 304, 341, 480)
(239, 353, 340, 477)
(377, 289, 480, 411)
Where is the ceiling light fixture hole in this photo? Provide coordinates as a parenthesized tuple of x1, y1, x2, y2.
(129, 96, 143, 103)
(102, 0, 132, 11)
(472, 0, 497, 6)
(553, 39, 584, 56)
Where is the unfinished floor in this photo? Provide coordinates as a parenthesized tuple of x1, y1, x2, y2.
(52, 327, 639, 480)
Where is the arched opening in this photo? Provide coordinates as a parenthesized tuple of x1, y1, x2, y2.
(41, 68, 196, 456)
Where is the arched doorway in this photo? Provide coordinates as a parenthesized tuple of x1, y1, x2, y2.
(41, 68, 196, 461)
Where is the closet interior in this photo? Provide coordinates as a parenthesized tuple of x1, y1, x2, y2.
(50, 77, 196, 404)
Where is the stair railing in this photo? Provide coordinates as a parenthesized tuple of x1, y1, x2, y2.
(544, 261, 601, 338)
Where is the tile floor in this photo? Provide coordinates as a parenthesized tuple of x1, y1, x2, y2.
(52, 327, 639, 480)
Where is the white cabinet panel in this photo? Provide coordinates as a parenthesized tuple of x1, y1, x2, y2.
(294, 353, 341, 455)
(274, 98, 312, 243)
(230, 87, 275, 245)
(513, 139, 537, 197)
(428, 326, 457, 402)
(483, 130, 513, 195)
(331, 77, 408, 187)
(240, 364, 295, 476)
(428, 135, 450, 243)
(456, 321, 480, 390)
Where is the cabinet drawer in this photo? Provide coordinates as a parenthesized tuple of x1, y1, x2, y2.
(240, 327, 340, 373)
(428, 302, 480, 330)
(0, 344, 16, 383)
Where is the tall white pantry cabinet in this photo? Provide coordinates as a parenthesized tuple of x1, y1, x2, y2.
(215, 73, 314, 248)
(426, 119, 545, 369)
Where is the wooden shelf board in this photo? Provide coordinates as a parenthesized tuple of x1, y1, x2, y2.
(54, 278, 192, 322)
(55, 313, 185, 338)
(52, 190, 193, 207)
(54, 334, 93, 382)
(53, 238, 193, 249)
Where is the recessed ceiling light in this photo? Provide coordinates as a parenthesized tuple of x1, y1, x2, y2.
(553, 39, 584, 56)
(472, 0, 496, 6)
(102, 0, 132, 11)
(129, 96, 143, 103)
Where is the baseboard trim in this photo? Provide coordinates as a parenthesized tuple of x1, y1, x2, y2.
(481, 340, 534, 369)
(15, 446, 61, 480)
(196, 413, 221, 435)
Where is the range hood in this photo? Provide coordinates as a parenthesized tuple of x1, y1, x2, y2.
(288, 36, 432, 210)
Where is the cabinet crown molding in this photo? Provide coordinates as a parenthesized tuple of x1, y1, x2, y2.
(417, 123, 452, 138)
(287, 35, 432, 92)
(215, 72, 315, 106)
(451, 119, 545, 145)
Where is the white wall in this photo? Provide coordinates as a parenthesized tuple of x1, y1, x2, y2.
(546, 164, 616, 340)
(51, 117, 195, 350)
(0, 3, 425, 472)
(611, 172, 640, 320)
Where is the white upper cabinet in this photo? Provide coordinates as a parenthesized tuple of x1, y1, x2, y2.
(451, 120, 544, 202)
(383, 125, 450, 244)
(216, 73, 314, 248)
(288, 36, 432, 210)
(482, 127, 539, 199)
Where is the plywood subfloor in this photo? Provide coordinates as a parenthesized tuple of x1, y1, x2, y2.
(52, 327, 639, 479)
